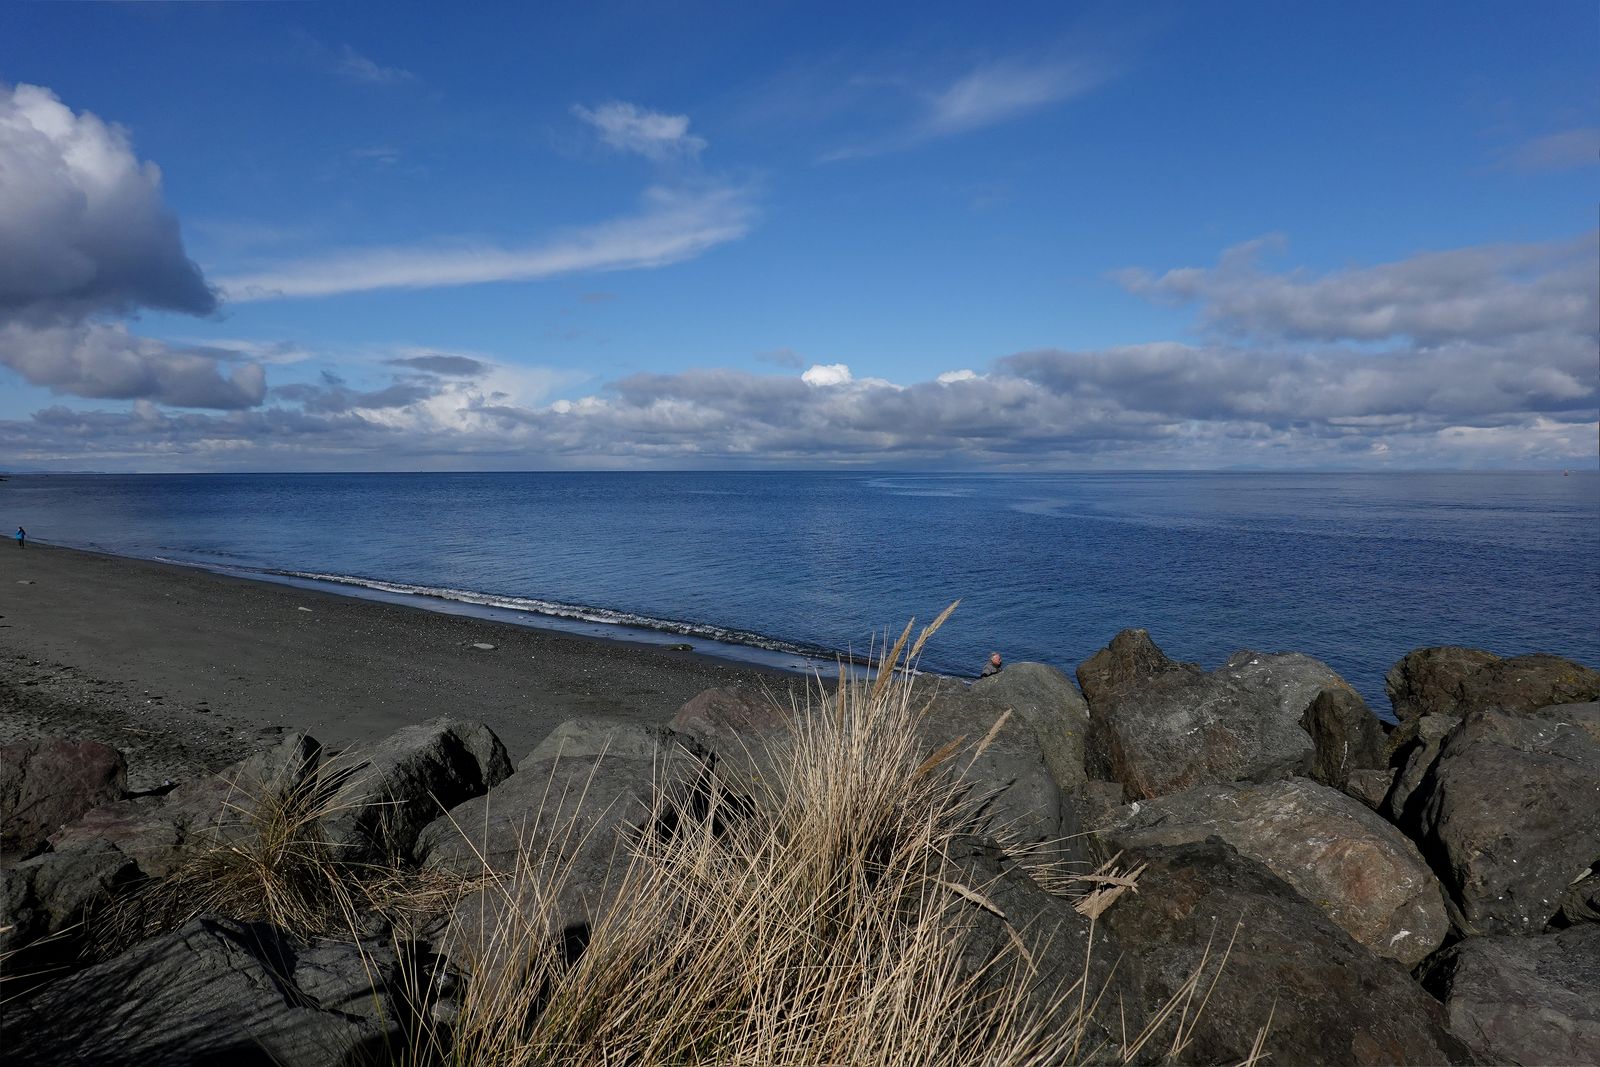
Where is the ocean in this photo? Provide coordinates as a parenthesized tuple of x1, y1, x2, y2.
(4, 470, 1596, 717)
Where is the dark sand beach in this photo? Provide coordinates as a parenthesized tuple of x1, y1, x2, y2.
(0, 543, 806, 789)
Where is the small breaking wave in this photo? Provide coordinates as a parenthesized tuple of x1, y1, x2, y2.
(274, 569, 869, 666)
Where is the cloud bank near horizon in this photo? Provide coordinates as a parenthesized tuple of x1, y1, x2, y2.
(7, 230, 1595, 471)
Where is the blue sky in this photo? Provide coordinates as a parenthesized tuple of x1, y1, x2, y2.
(1, 1, 1595, 470)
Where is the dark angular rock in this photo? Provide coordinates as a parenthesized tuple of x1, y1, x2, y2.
(1103, 839, 1473, 1066)
(971, 661, 1092, 791)
(1387, 646, 1600, 722)
(1419, 925, 1600, 1066)
(1077, 632, 1349, 800)
(319, 717, 513, 862)
(1104, 777, 1448, 966)
(0, 842, 139, 992)
(1074, 628, 1199, 709)
(1, 739, 127, 857)
(1386, 646, 1501, 721)
(1299, 688, 1387, 789)
(1410, 705, 1600, 936)
(0, 916, 401, 1066)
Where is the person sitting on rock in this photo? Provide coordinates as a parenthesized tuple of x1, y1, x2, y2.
(981, 652, 1003, 677)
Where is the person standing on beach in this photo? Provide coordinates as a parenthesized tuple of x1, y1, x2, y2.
(981, 651, 1002, 677)
(13, 527, 23, 549)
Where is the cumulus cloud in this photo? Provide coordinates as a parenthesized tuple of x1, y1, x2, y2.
(573, 101, 706, 160)
(0, 83, 216, 322)
(801, 362, 854, 387)
(1116, 233, 1598, 344)
(218, 184, 754, 300)
(0, 83, 265, 411)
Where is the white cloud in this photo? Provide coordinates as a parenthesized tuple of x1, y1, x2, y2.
(923, 60, 1099, 137)
(573, 101, 706, 160)
(218, 184, 755, 300)
(1, 321, 265, 409)
(1117, 233, 1597, 344)
(937, 369, 978, 384)
(801, 363, 853, 387)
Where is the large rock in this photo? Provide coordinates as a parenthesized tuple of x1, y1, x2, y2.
(1077, 630, 1352, 800)
(48, 731, 324, 881)
(1103, 839, 1472, 1066)
(416, 718, 703, 961)
(1557, 871, 1600, 926)
(1386, 646, 1501, 721)
(1387, 646, 1600, 721)
(670, 686, 793, 796)
(318, 717, 513, 862)
(1410, 704, 1600, 936)
(1419, 925, 1600, 1066)
(1298, 688, 1387, 790)
(1105, 778, 1449, 966)
(1, 739, 127, 857)
(970, 661, 1092, 791)
(0, 917, 401, 1066)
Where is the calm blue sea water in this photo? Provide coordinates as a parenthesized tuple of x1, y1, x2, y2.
(4, 471, 1596, 717)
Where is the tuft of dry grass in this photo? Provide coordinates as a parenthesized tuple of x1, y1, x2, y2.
(396, 605, 1151, 1066)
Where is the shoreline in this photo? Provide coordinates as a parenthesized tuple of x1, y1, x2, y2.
(0, 543, 815, 790)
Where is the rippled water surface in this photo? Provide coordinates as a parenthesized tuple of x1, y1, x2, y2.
(6, 470, 1596, 714)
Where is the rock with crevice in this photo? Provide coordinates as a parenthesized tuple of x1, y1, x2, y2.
(1299, 688, 1388, 790)
(970, 661, 1092, 791)
(1387, 646, 1600, 722)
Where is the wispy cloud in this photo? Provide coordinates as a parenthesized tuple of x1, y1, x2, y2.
(334, 44, 415, 86)
(573, 101, 707, 160)
(824, 57, 1107, 160)
(218, 184, 756, 301)
(1500, 127, 1600, 173)
(922, 60, 1100, 137)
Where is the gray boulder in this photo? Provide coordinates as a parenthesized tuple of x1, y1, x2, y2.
(0, 917, 401, 1066)
(1298, 688, 1387, 789)
(1387, 646, 1600, 722)
(670, 685, 793, 796)
(1419, 925, 1600, 1066)
(1, 739, 127, 858)
(416, 717, 704, 964)
(970, 661, 1092, 791)
(1410, 704, 1600, 936)
(319, 717, 513, 862)
(1077, 630, 1352, 800)
(1104, 777, 1449, 967)
(1344, 768, 1397, 811)
(1104, 839, 1472, 1066)
(0, 842, 138, 992)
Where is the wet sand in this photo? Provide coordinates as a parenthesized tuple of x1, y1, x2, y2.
(0, 543, 809, 790)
